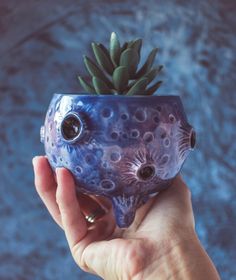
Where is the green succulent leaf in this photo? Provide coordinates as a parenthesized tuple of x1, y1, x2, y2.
(83, 55, 113, 88)
(134, 48, 159, 79)
(92, 76, 111, 94)
(120, 42, 128, 53)
(126, 77, 148, 96)
(110, 32, 121, 66)
(145, 65, 163, 84)
(112, 66, 129, 93)
(145, 80, 162, 95)
(129, 38, 142, 57)
(119, 48, 140, 78)
(78, 76, 96, 94)
(92, 43, 114, 75)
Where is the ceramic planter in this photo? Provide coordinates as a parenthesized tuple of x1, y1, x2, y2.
(40, 93, 196, 227)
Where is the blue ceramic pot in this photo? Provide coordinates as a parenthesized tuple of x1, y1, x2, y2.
(40, 93, 196, 227)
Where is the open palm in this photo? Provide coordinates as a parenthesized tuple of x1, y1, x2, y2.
(33, 156, 195, 280)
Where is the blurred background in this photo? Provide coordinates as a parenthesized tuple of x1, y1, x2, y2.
(0, 0, 235, 279)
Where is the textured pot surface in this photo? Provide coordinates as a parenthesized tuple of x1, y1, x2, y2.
(41, 94, 195, 227)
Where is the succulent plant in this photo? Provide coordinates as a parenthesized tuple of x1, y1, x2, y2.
(78, 32, 163, 96)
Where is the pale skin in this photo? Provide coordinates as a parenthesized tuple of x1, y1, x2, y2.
(32, 156, 220, 280)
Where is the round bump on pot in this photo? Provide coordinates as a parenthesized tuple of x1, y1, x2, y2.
(85, 154, 96, 165)
(143, 132, 154, 143)
(101, 107, 112, 118)
(100, 179, 116, 191)
(130, 129, 140, 138)
(110, 152, 121, 162)
(169, 114, 176, 123)
(153, 114, 160, 124)
(121, 113, 128, 120)
(164, 138, 170, 147)
(160, 154, 169, 165)
(111, 131, 119, 139)
(75, 166, 83, 174)
(134, 108, 146, 122)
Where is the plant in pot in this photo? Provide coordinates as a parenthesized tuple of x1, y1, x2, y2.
(40, 32, 196, 228)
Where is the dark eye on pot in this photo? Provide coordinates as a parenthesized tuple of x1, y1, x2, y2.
(61, 114, 83, 141)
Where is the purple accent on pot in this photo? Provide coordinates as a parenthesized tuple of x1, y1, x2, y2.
(41, 93, 195, 227)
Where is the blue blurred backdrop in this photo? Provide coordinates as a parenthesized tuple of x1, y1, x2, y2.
(0, 0, 235, 279)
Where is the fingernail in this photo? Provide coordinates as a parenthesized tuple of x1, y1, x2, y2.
(32, 156, 39, 166)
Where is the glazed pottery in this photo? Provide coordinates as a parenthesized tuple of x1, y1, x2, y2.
(40, 93, 196, 227)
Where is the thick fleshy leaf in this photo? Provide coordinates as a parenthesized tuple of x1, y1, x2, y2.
(120, 42, 128, 53)
(92, 76, 112, 94)
(110, 32, 120, 66)
(112, 66, 129, 93)
(98, 43, 110, 60)
(145, 80, 162, 95)
(134, 48, 159, 78)
(126, 77, 148, 96)
(83, 55, 113, 88)
(129, 38, 142, 57)
(78, 76, 96, 94)
(119, 48, 140, 78)
(92, 43, 114, 75)
(145, 65, 163, 84)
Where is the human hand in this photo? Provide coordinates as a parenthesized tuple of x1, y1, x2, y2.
(32, 156, 220, 280)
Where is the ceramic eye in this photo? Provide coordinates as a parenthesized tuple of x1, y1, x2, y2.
(61, 113, 83, 142)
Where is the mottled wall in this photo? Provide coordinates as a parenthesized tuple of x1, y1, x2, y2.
(0, 0, 236, 279)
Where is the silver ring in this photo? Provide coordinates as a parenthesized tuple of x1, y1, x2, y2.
(85, 208, 106, 223)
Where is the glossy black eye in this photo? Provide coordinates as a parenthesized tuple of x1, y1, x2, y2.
(137, 165, 155, 181)
(61, 114, 83, 141)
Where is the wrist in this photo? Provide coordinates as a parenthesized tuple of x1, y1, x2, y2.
(134, 229, 220, 280)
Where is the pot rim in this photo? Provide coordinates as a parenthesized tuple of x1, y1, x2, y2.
(53, 93, 181, 99)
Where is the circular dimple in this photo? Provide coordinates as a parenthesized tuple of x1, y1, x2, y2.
(111, 131, 119, 139)
(160, 154, 169, 165)
(121, 113, 128, 120)
(161, 131, 167, 139)
(169, 114, 176, 123)
(134, 109, 146, 122)
(101, 107, 112, 118)
(46, 136, 49, 142)
(156, 105, 162, 112)
(143, 132, 154, 143)
(85, 154, 95, 165)
(102, 162, 108, 168)
(100, 179, 116, 191)
(51, 142, 55, 147)
(153, 115, 160, 124)
(122, 133, 128, 139)
(110, 152, 121, 162)
(164, 138, 170, 147)
(131, 129, 140, 138)
(137, 164, 155, 181)
(75, 166, 83, 173)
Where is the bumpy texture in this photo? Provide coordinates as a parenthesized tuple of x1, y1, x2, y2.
(0, 0, 236, 279)
(41, 94, 194, 227)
